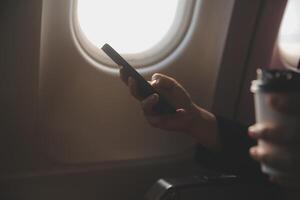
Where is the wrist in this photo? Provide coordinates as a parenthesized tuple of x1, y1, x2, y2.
(187, 103, 221, 152)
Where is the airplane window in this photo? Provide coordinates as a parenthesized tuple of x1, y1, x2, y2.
(73, 0, 195, 71)
(278, 0, 300, 71)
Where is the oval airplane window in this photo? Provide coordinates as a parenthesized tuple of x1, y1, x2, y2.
(72, 0, 196, 72)
(278, 0, 300, 71)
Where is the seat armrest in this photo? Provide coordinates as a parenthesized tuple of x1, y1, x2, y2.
(145, 174, 283, 200)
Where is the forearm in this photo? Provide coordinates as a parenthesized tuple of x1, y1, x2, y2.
(190, 110, 265, 178)
(188, 103, 221, 152)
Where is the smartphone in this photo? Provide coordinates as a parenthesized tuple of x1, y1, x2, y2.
(101, 43, 176, 114)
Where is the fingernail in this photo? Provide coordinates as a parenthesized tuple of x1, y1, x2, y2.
(151, 79, 158, 85)
(248, 125, 257, 132)
(152, 73, 160, 81)
(250, 147, 258, 157)
(248, 130, 257, 138)
(248, 126, 257, 138)
(248, 124, 263, 135)
(176, 109, 186, 114)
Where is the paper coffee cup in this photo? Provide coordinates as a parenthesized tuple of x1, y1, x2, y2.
(251, 69, 300, 177)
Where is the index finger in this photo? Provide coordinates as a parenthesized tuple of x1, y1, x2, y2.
(151, 73, 177, 89)
(248, 123, 299, 144)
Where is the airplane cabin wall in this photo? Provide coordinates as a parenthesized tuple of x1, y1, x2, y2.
(38, 0, 235, 164)
(0, 0, 42, 174)
(235, 0, 287, 124)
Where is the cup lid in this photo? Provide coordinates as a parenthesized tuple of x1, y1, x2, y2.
(251, 69, 300, 92)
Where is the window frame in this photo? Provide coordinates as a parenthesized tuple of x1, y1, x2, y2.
(70, 0, 197, 73)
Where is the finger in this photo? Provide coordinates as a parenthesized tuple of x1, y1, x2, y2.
(250, 145, 291, 172)
(119, 67, 129, 85)
(151, 73, 176, 89)
(128, 77, 143, 100)
(249, 123, 300, 144)
(148, 80, 158, 87)
(248, 124, 282, 142)
(268, 94, 300, 116)
(141, 94, 159, 115)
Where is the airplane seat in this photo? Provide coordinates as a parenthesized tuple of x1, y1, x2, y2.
(145, 174, 284, 200)
(145, 146, 284, 200)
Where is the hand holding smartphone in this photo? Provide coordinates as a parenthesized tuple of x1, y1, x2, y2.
(101, 43, 176, 114)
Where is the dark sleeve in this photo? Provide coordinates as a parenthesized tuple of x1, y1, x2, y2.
(195, 116, 267, 180)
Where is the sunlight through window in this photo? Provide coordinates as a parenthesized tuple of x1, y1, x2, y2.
(278, 0, 300, 68)
(77, 0, 179, 54)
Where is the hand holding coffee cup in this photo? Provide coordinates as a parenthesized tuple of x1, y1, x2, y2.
(249, 69, 300, 189)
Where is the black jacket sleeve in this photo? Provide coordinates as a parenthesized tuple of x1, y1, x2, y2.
(195, 116, 267, 180)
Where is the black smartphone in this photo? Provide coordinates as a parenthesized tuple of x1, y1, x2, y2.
(101, 43, 176, 114)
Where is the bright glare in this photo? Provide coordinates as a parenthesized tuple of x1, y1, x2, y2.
(279, 0, 300, 50)
(77, 0, 179, 54)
